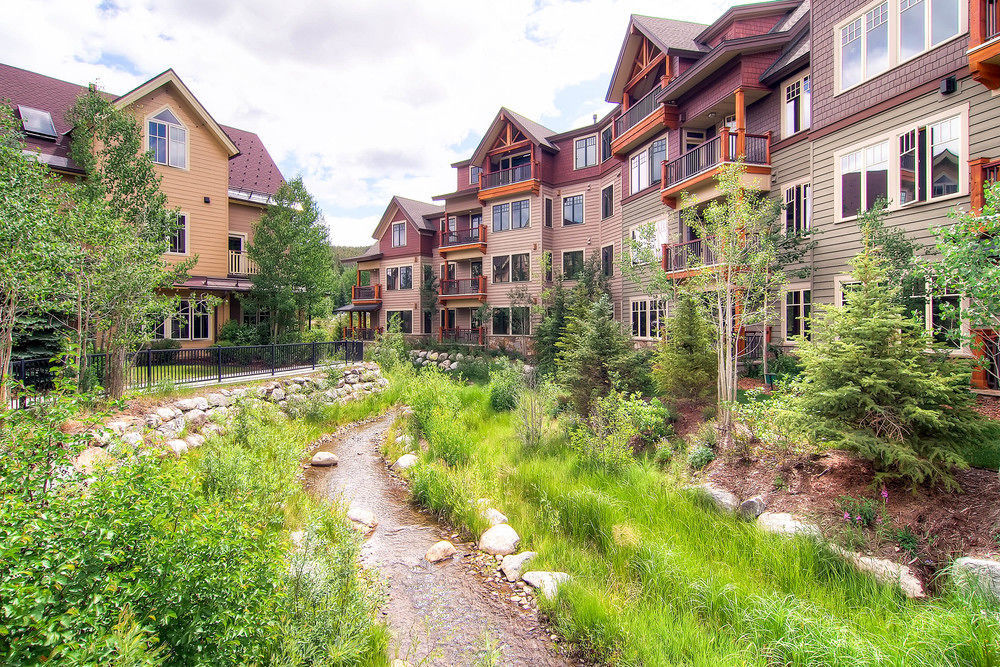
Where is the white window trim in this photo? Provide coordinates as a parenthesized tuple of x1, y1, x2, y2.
(574, 133, 599, 170)
(601, 183, 615, 220)
(834, 274, 860, 307)
(834, 0, 966, 95)
(780, 71, 811, 139)
(629, 135, 667, 195)
(782, 179, 812, 234)
(145, 106, 190, 171)
(166, 211, 189, 256)
(469, 165, 482, 185)
(390, 221, 407, 248)
(782, 283, 812, 343)
(833, 104, 968, 222)
(385, 309, 414, 333)
(561, 192, 586, 226)
(163, 298, 212, 341)
(629, 219, 670, 266)
(561, 248, 586, 281)
(385, 264, 413, 290)
(630, 297, 667, 340)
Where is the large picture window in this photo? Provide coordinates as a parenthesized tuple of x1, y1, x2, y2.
(511, 253, 530, 282)
(386, 310, 413, 333)
(631, 299, 666, 339)
(840, 2, 890, 90)
(148, 108, 187, 168)
(492, 255, 510, 283)
(562, 250, 584, 279)
(840, 141, 888, 218)
(511, 199, 530, 229)
(899, 115, 961, 204)
(492, 202, 510, 232)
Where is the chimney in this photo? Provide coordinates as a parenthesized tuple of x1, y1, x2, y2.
(593, 113, 598, 124)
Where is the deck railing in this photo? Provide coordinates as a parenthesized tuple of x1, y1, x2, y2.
(228, 251, 260, 276)
(441, 226, 486, 247)
(439, 276, 487, 297)
(346, 327, 381, 341)
(662, 130, 771, 189)
(480, 162, 536, 190)
(661, 237, 717, 273)
(440, 327, 485, 346)
(614, 86, 661, 137)
(352, 284, 382, 302)
(985, 0, 999, 40)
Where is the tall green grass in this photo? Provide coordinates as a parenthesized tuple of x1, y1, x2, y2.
(387, 368, 1000, 666)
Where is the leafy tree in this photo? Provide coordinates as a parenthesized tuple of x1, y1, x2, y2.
(654, 294, 716, 399)
(245, 178, 334, 342)
(791, 213, 979, 489)
(420, 264, 438, 328)
(0, 105, 76, 404)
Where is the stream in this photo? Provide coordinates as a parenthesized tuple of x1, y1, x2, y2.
(303, 411, 576, 666)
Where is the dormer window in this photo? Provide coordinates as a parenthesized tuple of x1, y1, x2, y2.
(148, 108, 187, 168)
(17, 105, 57, 140)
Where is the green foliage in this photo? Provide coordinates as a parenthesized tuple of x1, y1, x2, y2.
(570, 389, 669, 473)
(653, 294, 717, 399)
(687, 445, 716, 470)
(488, 358, 522, 412)
(791, 212, 981, 489)
(216, 318, 265, 347)
(557, 295, 652, 415)
(961, 420, 1000, 470)
(456, 356, 491, 384)
(371, 313, 407, 370)
(837, 494, 883, 529)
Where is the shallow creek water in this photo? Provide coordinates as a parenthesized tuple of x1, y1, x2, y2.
(303, 411, 574, 666)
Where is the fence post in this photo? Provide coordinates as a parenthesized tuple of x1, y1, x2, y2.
(216, 346, 223, 383)
(271, 343, 276, 376)
(311, 341, 317, 370)
(146, 349, 153, 388)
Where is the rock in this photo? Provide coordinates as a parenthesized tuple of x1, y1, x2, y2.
(74, 447, 113, 474)
(756, 512, 821, 539)
(392, 453, 418, 470)
(479, 524, 520, 555)
(429, 352, 439, 361)
(107, 420, 130, 435)
(155, 406, 175, 421)
(738, 495, 767, 520)
(120, 431, 144, 447)
(207, 392, 229, 407)
(207, 406, 229, 420)
(449, 361, 459, 370)
(144, 413, 162, 428)
(202, 423, 224, 438)
(174, 398, 199, 411)
(951, 557, 1000, 601)
(347, 507, 377, 528)
(482, 508, 508, 526)
(270, 388, 286, 402)
(831, 546, 925, 598)
(425, 540, 457, 563)
(311, 451, 339, 467)
(166, 439, 189, 457)
(456, 353, 465, 361)
(418, 350, 427, 358)
(157, 417, 185, 438)
(391, 660, 412, 667)
(185, 434, 206, 449)
(185, 409, 207, 428)
(522, 571, 570, 599)
(501, 551, 538, 582)
(690, 484, 738, 514)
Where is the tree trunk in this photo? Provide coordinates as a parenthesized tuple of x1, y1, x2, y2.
(106, 342, 127, 399)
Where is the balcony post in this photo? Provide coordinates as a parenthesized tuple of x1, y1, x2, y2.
(356, 269, 361, 286)
(972, 0, 985, 47)
(971, 157, 991, 212)
(720, 128, 730, 162)
(734, 87, 746, 159)
(660, 243, 668, 271)
(765, 131, 772, 164)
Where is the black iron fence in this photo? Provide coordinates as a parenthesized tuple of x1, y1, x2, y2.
(8, 340, 365, 410)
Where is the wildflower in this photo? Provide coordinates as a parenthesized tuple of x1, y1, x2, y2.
(881, 487, 888, 500)
(844, 512, 851, 521)
(856, 515, 862, 524)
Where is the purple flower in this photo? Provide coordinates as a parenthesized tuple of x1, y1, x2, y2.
(844, 512, 851, 521)
(856, 515, 863, 524)
(881, 487, 889, 500)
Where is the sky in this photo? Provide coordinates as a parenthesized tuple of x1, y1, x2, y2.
(0, 0, 757, 247)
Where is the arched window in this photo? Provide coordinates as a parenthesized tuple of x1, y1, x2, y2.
(148, 108, 187, 168)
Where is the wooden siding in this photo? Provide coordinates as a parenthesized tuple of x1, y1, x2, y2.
(228, 201, 262, 240)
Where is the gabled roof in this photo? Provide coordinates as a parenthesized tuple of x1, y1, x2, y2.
(468, 107, 558, 166)
(759, 26, 810, 85)
(605, 15, 708, 102)
(694, 0, 801, 45)
(340, 241, 382, 264)
(113, 68, 239, 157)
(373, 195, 443, 240)
(222, 125, 284, 198)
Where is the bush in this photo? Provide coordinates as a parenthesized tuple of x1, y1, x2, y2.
(569, 389, 664, 473)
(217, 319, 264, 347)
(653, 294, 717, 399)
(146, 337, 181, 350)
(456, 356, 491, 384)
(516, 379, 559, 451)
(371, 315, 407, 370)
(489, 359, 522, 412)
(688, 445, 716, 470)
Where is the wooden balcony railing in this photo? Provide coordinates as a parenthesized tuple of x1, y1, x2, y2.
(347, 327, 381, 341)
(614, 86, 661, 137)
(971, 158, 1000, 211)
(662, 130, 771, 189)
(439, 276, 487, 297)
(978, 0, 1000, 42)
(970, 0, 1000, 87)
(661, 237, 717, 274)
(480, 162, 537, 190)
(352, 284, 382, 302)
(440, 326, 485, 346)
(441, 226, 486, 248)
(228, 251, 259, 276)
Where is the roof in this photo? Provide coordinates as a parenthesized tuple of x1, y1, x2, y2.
(0, 62, 283, 192)
(468, 107, 559, 166)
(606, 16, 708, 102)
(174, 275, 254, 292)
(340, 242, 383, 264)
(394, 196, 444, 232)
(759, 27, 810, 84)
(694, 0, 801, 44)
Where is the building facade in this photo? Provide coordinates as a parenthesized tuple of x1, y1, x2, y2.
(2, 64, 285, 348)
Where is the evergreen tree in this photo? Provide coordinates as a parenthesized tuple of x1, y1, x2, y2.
(791, 216, 979, 489)
(654, 294, 716, 399)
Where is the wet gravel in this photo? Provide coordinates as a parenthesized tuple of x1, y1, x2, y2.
(303, 411, 576, 666)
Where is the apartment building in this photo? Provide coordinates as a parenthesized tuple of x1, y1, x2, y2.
(349, 0, 999, 386)
(1, 63, 285, 348)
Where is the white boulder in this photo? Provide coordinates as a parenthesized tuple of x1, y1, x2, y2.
(756, 512, 822, 539)
(522, 571, 570, 599)
(392, 454, 418, 470)
(311, 451, 339, 467)
(501, 551, 538, 582)
(951, 557, 1000, 601)
(425, 540, 457, 563)
(479, 524, 520, 555)
(166, 439, 189, 457)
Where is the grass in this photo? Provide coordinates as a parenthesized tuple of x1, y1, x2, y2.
(386, 369, 1000, 666)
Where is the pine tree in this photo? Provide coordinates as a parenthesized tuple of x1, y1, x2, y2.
(791, 215, 979, 489)
(654, 294, 716, 399)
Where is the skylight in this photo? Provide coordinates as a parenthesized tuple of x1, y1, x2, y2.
(17, 105, 57, 139)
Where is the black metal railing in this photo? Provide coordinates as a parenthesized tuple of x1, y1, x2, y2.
(614, 86, 661, 137)
(481, 163, 534, 190)
(739, 332, 765, 360)
(439, 277, 486, 296)
(441, 226, 486, 247)
(663, 131, 771, 189)
(441, 327, 484, 346)
(6, 340, 364, 410)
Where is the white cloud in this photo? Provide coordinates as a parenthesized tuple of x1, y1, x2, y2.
(0, 0, 757, 246)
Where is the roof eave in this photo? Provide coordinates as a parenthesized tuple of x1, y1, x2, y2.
(694, 0, 801, 44)
(661, 32, 794, 101)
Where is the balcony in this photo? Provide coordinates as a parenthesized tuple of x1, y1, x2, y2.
(351, 284, 382, 304)
(971, 157, 1000, 211)
(478, 162, 540, 202)
(438, 276, 487, 305)
(346, 327, 381, 341)
(970, 0, 1000, 89)
(660, 130, 772, 208)
(439, 225, 487, 258)
(228, 251, 259, 277)
(661, 237, 719, 278)
(440, 326, 485, 346)
(611, 87, 679, 157)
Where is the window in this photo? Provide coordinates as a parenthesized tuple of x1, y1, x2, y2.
(631, 299, 667, 338)
(387, 310, 413, 333)
(511, 307, 531, 335)
(544, 197, 553, 227)
(784, 183, 811, 234)
(785, 289, 811, 339)
(391, 221, 406, 247)
(544, 250, 553, 282)
(562, 250, 584, 279)
(574, 135, 598, 169)
(630, 149, 649, 194)
(492, 308, 510, 335)
(649, 139, 666, 185)
(192, 300, 210, 340)
(900, 115, 961, 204)
(386, 267, 398, 290)
(631, 300, 647, 338)
(930, 116, 960, 197)
(492, 255, 510, 283)
(492, 203, 510, 232)
(601, 126, 613, 162)
(900, 0, 960, 61)
(563, 194, 584, 225)
(470, 165, 482, 185)
(399, 266, 413, 289)
(471, 213, 482, 229)
(148, 108, 186, 168)
(17, 105, 57, 139)
(511, 199, 530, 229)
(440, 216, 457, 233)
(168, 214, 187, 254)
(171, 300, 191, 339)
(440, 263, 455, 280)
(840, 141, 888, 218)
(601, 245, 614, 277)
(511, 253, 530, 282)
(601, 185, 614, 219)
(840, 3, 889, 90)
(684, 129, 706, 152)
(907, 280, 962, 346)
(784, 74, 811, 136)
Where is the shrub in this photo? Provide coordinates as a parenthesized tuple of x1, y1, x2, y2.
(146, 337, 181, 350)
(217, 319, 264, 347)
(653, 294, 717, 399)
(516, 379, 559, 451)
(457, 356, 491, 384)
(569, 389, 661, 473)
(688, 445, 716, 470)
(488, 359, 522, 412)
(371, 314, 407, 370)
